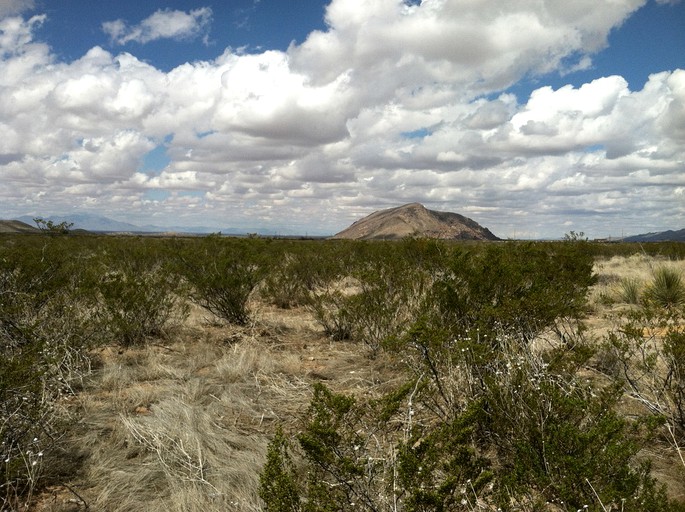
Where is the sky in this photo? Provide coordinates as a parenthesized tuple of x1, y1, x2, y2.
(0, 0, 684, 238)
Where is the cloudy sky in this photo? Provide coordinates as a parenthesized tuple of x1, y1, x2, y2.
(1, 0, 683, 238)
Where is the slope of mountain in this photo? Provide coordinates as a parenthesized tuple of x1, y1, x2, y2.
(332, 203, 500, 241)
(623, 229, 685, 242)
(0, 220, 40, 234)
(14, 213, 292, 235)
(17, 214, 144, 232)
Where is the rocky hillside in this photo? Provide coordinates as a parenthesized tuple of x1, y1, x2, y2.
(623, 228, 685, 242)
(332, 203, 500, 240)
(0, 220, 39, 234)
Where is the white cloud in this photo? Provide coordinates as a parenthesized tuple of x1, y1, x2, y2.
(103, 7, 213, 45)
(0, 0, 34, 18)
(290, 0, 644, 97)
(0, 2, 683, 237)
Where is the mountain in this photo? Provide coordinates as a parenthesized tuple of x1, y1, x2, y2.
(14, 213, 290, 235)
(332, 203, 500, 241)
(0, 220, 40, 234)
(17, 214, 146, 233)
(623, 229, 685, 242)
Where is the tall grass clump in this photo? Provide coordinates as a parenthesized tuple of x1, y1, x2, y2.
(617, 277, 643, 305)
(644, 266, 685, 310)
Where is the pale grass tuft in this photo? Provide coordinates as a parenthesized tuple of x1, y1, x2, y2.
(49, 304, 393, 511)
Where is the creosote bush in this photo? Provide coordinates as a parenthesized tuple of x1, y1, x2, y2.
(428, 242, 596, 345)
(0, 236, 96, 509)
(307, 239, 445, 353)
(176, 236, 266, 325)
(93, 239, 188, 345)
(607, 304, 685, 448)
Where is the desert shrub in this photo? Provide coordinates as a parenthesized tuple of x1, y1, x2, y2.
(260, 251, 314, 309)
(97, 264, 184, 345)
(606, 305, 685, 447)
(428, 242, 595, 344)
(177, 237, 265, 325)
(308, 284, 355, 341)
(261, 343, 677, 511)
(396, 400, 492, 511)
(260, 382, 491, 512)
(93, 240, 186, 345)
(260, 241, 346, 309)
(480, 342, 666, 509)
(0, 237, 96, 508)
(0, 340, 50, 509)
(259, 426, 300, 512)
(308, 239, 443, 352)
(644, 266, 685, 310)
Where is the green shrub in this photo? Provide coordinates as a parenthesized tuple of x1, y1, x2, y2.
(260, 251, 313, 309)
(259, 426, 300, 512)
(260, 241, 342, 309)
(644, 267, 685, 310)
(607, 306, 685, 446)
(481, 344, 663, 509)
(429, 242, 596, 344)
(177, 237, 265, 325)
(97, 264, 184, 345)
(307, 240, 442, 352)
(0, 236, 96, 508)
(308, 286, 355, 341)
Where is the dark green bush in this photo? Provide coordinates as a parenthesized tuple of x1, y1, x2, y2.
(429, 242, 596, 344)
(308, 239, 444, 352)
(94, 239, 186, 345)
(260, 241, 345, 309)
(481, 344, 664, 509)
(259, 426, 300, 512)
(177, 237, 265, 325)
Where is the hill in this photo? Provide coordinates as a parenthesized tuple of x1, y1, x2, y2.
(623, 228, 685, 242)
(0, 219, 39, 234)
(332, 202, 500, 240)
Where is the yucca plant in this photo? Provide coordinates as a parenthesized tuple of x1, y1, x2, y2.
(644, 267, 685, 310)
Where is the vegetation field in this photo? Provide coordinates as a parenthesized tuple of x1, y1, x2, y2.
(1, 234, 684, 511)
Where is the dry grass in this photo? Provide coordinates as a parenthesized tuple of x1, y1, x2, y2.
(590, 254, 685, 308)
(33, 301, 403, 511)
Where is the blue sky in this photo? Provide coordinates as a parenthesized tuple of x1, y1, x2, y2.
(36, 1, 329, 68)
(0, 0, 683, 237)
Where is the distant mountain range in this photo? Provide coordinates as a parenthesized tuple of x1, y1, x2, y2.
(332, 203, 500, 241)
(2, 211, 682, 241)
(12, 213, 276, 235)
(622, 229, 685, 242)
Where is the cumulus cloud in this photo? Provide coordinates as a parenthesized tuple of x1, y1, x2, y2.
(0, 0, 34, 18)
(102, 7, 213, 45)
(290, 0, 643, 97)
(0, 1, 683, 237)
